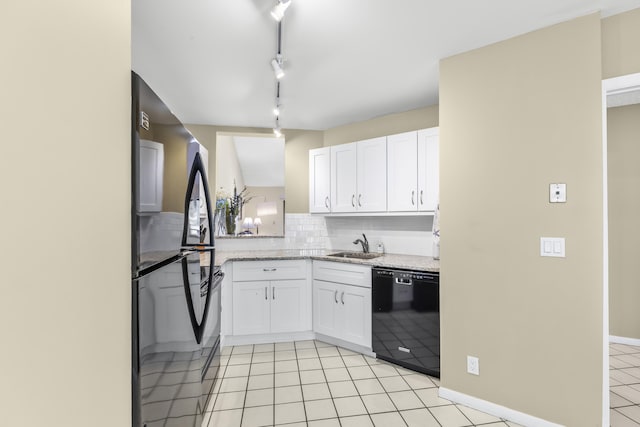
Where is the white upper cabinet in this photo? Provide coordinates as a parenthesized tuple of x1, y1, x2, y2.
(387, 131, 418, 212)
(387, 128, 439, 212)
(309, 147, 331, 213)
(309, 128, 437, 215)
(418, 128, 439, 212)
(331, 143, 358, 212)
(139, 139, 164, 212)
(356, 137, 387, 212)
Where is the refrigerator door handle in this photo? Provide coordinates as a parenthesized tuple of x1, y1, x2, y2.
(181, 151, 215, 248)
(181, 256, 217, 344)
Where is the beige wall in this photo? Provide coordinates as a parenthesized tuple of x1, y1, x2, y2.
(323, 105, 439, 146)
(602, 7, 640, 79)
(284, 129, 325, 213)
(153, 124, 188, 213)
(0, 1, 131, 426)
(440, 14, 603, 426)
(608, 103, 640, 339)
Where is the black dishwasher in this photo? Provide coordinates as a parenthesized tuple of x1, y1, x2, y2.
(372, 268, 440, 377)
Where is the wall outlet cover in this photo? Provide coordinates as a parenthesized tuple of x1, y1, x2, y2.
(467, 356, 479, 375)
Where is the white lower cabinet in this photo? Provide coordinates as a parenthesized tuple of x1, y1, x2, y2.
(231, 260, 311, 336)
(312, 261, 372, 349)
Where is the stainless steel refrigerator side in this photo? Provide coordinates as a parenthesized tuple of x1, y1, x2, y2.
(131, 71, 141, 427)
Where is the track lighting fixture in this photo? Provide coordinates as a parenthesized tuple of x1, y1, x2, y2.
(270, 0, 291, 22)
(273, 105, 280, 116)
(270, 55, 285, 79)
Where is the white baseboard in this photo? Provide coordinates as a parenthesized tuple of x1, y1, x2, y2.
(314, 333, 374, 357)
(222, 331, 315, 347)
(438, 387, 564, 427)
(609, 335, 640, 347)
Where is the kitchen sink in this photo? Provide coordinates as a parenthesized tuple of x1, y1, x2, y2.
(327, 251, 382, 260)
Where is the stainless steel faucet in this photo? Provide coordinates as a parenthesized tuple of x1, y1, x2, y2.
(353, 233, 369, 253)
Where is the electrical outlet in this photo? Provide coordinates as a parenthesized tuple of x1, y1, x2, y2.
(467, 356, 479, 375)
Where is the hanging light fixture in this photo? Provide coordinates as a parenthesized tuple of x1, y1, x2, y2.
(270, 0, 291, 22)
(270, 55, 285, 79)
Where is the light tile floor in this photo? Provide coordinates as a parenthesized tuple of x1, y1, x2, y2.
(202, 340, 523, 427)
(610, 343, 640, 426)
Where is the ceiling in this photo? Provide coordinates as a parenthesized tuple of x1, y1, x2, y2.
(132, 0, 640, 131)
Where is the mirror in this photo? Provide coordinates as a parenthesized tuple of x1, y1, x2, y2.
(215, 133, 285, 237)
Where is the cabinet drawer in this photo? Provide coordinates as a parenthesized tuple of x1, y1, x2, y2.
(233, 260, 307, 282)
(313, 261, 371, 288)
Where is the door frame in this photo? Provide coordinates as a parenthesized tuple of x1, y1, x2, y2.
(601, 71, 640, 426)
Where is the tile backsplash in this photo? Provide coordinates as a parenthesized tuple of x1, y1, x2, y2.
(215, 213, 434, 257)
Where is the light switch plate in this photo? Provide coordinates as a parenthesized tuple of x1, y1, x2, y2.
(550, 183, 567, 203)
(540, 237, 565, 257)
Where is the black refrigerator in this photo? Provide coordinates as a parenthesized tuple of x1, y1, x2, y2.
(131, 72, 223, 427)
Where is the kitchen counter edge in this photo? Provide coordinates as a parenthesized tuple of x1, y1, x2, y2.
(215, 249, 439, 273)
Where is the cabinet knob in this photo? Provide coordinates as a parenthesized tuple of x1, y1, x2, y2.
(351, 194, 355, 207)
(334, 290, 338, 303)
(263, 268, 277, 272)
(265, 287, 268, 300)
(420, 190, 423, 205)
(341, 291, 345, 305)
(272, 287, 275, 300)
(325, 196, 330, 209)
(411, 190, 415, 206)
(358, 194, 362, 207)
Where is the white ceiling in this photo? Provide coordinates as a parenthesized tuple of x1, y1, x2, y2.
(234, 136, 285, 187)
(132, 0, 640, 131)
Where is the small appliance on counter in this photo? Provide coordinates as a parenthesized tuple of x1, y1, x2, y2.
(131, 72, 223, 427)
(372, 267, 440, 377)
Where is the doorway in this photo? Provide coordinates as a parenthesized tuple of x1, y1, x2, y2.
(603, 72, 640, 426)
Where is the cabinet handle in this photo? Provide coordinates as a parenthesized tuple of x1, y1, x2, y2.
(334, 290, 338, 303)
(358, 194, 362, 207)
(411, 190, 415, 206)
(265, 287, 268, 300)
(263, 268, 277, 272)
(341, 291, 345, 305)
(272, 287, 275, 300)
(325, 196, 330, 209)
(420, 190, 423, 205)
(351, 194, 355, 207)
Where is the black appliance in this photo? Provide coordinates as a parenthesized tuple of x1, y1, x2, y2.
(372, 268, 440, 377)
(131, 72, 223, 427)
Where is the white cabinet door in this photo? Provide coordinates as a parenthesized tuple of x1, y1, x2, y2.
(270, 280, 306, 333)
(356, 137, 387, 212)
(331, 143, 357, 212)
(313, 280, 340, 338)
(339, 285, 371, 348)
(418, 127, 439, 212)
(387, 131, 418, 212)
(309, 147, 331, 213)
(139, 139, 164, 212)
(232, 281, 270, 335)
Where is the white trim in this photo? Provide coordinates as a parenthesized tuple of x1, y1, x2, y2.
(601, 79, 610, 427)
(221, 330, 315, 347)
(603, 72, 640, 92)
(438, 387, 564, 427)
(610, 335, 640, 347)
(314, 333, 375, 357)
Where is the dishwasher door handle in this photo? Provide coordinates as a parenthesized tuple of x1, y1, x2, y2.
(395, 277, 413, 286)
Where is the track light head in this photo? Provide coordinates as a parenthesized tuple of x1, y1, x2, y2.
(273, 106, 280, 116)
(271, 0, 291, 22)
(270, 58, 284, 79)
(273, 126, 283, 138)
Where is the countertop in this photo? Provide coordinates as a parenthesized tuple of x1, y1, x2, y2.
(215, 249, 439, 273)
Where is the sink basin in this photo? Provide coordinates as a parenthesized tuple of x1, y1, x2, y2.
(328, 251, 382, 260)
